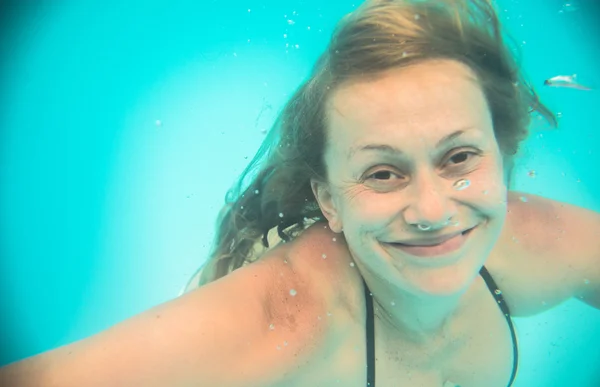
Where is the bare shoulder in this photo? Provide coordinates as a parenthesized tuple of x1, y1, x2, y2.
(0, 249, 339, 387)
(283, 223, 364, 319)
(487, 191, 600, 315)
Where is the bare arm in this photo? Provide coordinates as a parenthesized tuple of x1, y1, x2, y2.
(0, 260, 286, 387)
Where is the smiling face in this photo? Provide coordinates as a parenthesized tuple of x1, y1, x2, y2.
(312, 60, 508, 296)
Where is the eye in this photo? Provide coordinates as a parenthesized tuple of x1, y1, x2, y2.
(445, 150, 479, 167)
(366, 169, 403, 181)
(371, 170, 395, 180)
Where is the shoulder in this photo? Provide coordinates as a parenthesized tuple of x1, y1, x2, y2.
(487, 191, 600, 315)
(282, 222, 366, 319)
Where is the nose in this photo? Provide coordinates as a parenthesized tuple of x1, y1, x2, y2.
(402, 171, 458, 231)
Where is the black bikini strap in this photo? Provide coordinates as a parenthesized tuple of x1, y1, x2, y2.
(479, 266, 519, 387)
(363, 279, 376, 387)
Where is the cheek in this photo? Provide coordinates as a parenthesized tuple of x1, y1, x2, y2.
(463, 161, 508, 217)
(466, 156, 506, 193)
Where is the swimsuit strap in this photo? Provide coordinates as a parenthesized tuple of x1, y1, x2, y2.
(479, 265, 519, 387)
(363, 278, 376, 387)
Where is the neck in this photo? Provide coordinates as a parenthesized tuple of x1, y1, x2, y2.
(370, 282, 471, 343)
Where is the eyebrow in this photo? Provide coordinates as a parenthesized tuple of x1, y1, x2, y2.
(347, 129, 469, 159)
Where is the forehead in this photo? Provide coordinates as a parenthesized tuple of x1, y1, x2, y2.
(325, 60, 492, 144)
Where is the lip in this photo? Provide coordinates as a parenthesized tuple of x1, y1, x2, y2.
(397, 230, 465, 246)
(384, 227, 475, 258)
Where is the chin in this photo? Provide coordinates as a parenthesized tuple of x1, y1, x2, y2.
(390, 254, 482, 298)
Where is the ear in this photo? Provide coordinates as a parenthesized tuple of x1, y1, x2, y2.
(310, 179, 343, 233)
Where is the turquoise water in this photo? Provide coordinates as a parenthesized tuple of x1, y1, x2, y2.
(0, 0, 598, 385)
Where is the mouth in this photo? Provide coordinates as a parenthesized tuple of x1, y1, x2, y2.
(384, 227, 476, 258)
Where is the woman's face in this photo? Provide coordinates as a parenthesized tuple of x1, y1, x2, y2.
(314, 59, 508, 296)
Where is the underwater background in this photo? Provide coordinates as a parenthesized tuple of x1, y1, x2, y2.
(1, 0, 599, 385)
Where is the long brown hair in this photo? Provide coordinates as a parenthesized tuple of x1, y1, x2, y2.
(194, 0, 555, 287)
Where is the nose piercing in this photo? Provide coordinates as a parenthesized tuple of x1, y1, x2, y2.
(453, 179, 471, 191)
(416, 216, 453, 231)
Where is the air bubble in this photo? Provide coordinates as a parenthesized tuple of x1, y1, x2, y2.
(453, 179, 470, 191)
(584, 279, 590, 285)
(350, 262, 355, 267)
(255, 189, 260, 194)
(390, 301, 396, 306)
(519, 196, 528, 203)
(495, 289, 502, 295)
(322, 254, 327, 259)
(279, 213, 284, 218)
(332, 238, 337, 242)
(269, 324, 275, 330)
(290, 289, 297, 296)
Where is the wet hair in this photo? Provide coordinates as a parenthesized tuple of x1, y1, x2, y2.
(195, 0, 556, 286)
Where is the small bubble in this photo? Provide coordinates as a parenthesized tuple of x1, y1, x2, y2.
(317, 315, 322, 320)
(279, 212, 284, 218)
(287, 19, 295, 25)
(495, 289, 502, 295)
(332, 237, 337, 242)
(284, 341, 288, 346)
(402, 51, 407, 58)
(327, 312, 332, 316)
(483, 190, 489, 195)
(276, 345, 281, 350)
(390, 301, 396, 306)
(453, 179, 471, 191)
(240, 206, 244, 209)
(519, 196, 528, 203)
(350, 262, 355, 267)
(414, 13, 420, 20)
(255, 189, 260, 194)
(155, 119, 162, 126)
(269, 323, 275, 330)
(322, 254, 327, 259)
(528, 170, 537, 178)
(295, 44, 300, 49)
(584, 279, 590, 285)
(290, 289, 297, 296)
(283, 33, 288, 38)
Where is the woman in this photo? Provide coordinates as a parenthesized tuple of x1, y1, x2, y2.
(1, 1, 598, 386)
